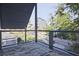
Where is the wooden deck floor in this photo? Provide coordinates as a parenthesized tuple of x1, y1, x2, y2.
(0, 41, 71, 56)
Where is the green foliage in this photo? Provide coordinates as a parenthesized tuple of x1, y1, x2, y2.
(68, 43, 79, 54)
(10, 32, 35, 42)
(66, 3, 79, 15)
(46, 25, 53, 30)
(26, 35, 35, 41)
(53, 13, 71, 30)
(48, 4, 79, 41)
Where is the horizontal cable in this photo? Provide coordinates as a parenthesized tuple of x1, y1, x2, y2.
(0, 29, 79, 32)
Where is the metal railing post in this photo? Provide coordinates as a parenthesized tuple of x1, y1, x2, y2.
(0, 32, 2, 50)
(0, 31, 3, 56)
(35, 3, 37, 42)
(25, 28, 27, 42)
(0, 4, 2, 51)
(49, 31, 53, 49)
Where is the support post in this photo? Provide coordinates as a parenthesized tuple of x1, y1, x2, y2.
(0, 15, 2, 55)
(35, 3, 37, 42)
(0, 4, 2, 51)
(25, 28, 27, 42)
(0, 31, 3, 56)
(49, 31, 53, 49)
(0, 32, 2, 50)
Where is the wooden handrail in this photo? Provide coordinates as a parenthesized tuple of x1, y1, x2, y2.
(0, 29, 79, 32)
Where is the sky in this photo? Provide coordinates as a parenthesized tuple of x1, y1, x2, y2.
(28, 3, 58, 27)
(37, 3, 58, 20)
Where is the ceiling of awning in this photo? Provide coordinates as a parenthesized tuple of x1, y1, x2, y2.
(0, 3, 35, 29)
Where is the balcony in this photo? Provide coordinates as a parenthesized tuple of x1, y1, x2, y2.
(0, 30, 79, 56)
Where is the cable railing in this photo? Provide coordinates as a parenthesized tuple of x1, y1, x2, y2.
(0, 29, 79, 55)
(48, 31, 79, 55)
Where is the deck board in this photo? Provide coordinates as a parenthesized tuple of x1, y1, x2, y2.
(0, 41, 71, 56)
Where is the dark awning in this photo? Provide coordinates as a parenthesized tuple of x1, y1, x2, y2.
(0, 3, 36, 29)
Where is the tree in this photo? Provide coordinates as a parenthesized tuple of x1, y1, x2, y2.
(48, 4, 78, 41)
(65, 3, 79, 16)
(65, 3, 79, 29)
(51, 4, 72, 30)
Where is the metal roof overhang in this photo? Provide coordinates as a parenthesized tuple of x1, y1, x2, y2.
(0, 3, 36, 29)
